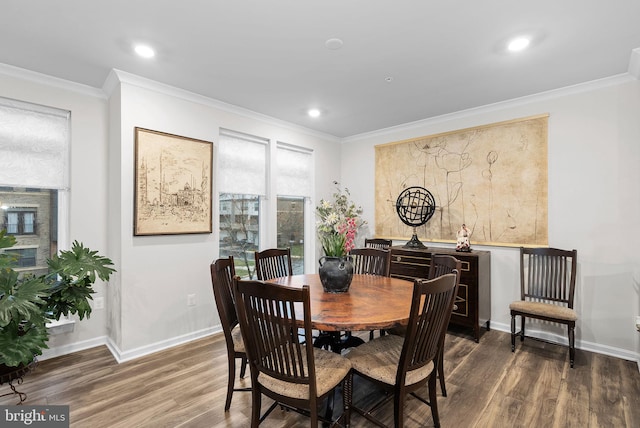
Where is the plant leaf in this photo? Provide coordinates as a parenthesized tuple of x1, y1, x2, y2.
(0, 319, 49, 367)
(0, 271, 49, 327)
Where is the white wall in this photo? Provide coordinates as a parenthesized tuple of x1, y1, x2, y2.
(0, 66, 111, 357)
(105, 71, 342, 360)
(341, 75, 640, 362)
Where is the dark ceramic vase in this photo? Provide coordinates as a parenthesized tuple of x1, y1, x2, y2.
(318, 255, 354, 293)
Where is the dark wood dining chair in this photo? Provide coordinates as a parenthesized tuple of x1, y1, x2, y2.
(349, 247, 391, 341)
(364, 238, 393, 250)
(234, 278, 352, 427)
(345, 273, 459, 428)
(350, 247, 391, 277)
(385, 254, 461, 397)
(253, 247, 293, 280)
(510, 247, 578, 367)
(209, 256, 250, 411)
(429, 255, 461, 397)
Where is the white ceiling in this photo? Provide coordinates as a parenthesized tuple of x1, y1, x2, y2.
(2, 1, 639, 138)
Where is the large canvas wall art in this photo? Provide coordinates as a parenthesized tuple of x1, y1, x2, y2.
(375, 114, 548, 247)
(134, 127, 213, 235)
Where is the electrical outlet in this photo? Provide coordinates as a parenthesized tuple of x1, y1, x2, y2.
(94, 297, 104, 310)
(187, 294, 196, 306)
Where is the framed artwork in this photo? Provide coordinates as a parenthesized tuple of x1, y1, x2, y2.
(134, 127, 213, 236)
(374, 114, 548, 247)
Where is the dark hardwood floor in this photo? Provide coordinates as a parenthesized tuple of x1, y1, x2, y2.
(2, 328, 639, 427)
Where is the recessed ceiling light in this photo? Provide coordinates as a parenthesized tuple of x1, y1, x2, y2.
(507, 37, 530, 52)
(308, 108, 321, 118)
(134, 44, 155, 58)
(325, 38, 344, 50)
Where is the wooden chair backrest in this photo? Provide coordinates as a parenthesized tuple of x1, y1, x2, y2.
(234, 279, 317, 402)
(254, 247, 293, 280)
(364, 238, 393, 250)
(210, 256, 238, 341)
(349, 247, 391, 276)
(399, 273, 459, 383)
(429, 254, 461, 285)
(520, 247, 577, 308)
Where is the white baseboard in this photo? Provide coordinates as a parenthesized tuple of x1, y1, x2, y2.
(40, 326, 223, 364)
(491, 321, 640, 368)
(105, 326, 222, 364)
(40, 336, 109, 361)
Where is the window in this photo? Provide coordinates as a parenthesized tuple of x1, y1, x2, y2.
(11, 247, 37, 268)
(277, 196, 304, 274)
(218, 129, 267, 279)
(3, 207, 37, 235)
(276, 143, 313, 275)
(217, 131, 314, 278)
(0, 97, 69, 276)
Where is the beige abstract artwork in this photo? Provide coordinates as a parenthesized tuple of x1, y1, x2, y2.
(375, 114, 548, 247)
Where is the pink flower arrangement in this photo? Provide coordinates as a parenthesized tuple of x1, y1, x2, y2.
(316, 183, 365, 257)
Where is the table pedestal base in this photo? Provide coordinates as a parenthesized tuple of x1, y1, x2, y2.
(313, 331, 365, 353)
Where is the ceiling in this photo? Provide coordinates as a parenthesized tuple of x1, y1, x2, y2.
(2, 1, 640, 138)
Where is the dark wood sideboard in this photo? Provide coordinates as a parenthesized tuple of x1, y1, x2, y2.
(389, 246, 491, 342)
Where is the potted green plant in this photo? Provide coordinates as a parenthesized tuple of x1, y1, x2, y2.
(0, 229, 115, 371)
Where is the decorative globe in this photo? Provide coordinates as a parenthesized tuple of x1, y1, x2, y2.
(395, 186, 436, 248)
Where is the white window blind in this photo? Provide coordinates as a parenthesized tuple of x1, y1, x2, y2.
(276, 142, 313, 197)
(218, 129, 268, 196)
(0, 97, 70, 190)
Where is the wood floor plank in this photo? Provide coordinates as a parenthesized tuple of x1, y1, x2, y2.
(589, 352, 628, 427)
(1, 329, 639, 427)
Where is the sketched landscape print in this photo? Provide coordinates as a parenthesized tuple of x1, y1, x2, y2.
(134, 128, 212, 235)
(375, 115, 548, 247)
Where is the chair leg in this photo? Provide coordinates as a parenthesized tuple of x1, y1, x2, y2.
(240, 356, 248, 378)
(569, 324, 575, 368)
(393, 387, 406, 428)
(428, 371, 440, 428)
(437, 345, 446, 396)
(510, 314, 516, 352)
(520, 315, 525, 341)
(250, 388, 261, 428)
(324, 386, 335, 423)
(224, 355, 236, 411)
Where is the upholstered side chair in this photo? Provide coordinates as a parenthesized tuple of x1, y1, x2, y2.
(510, 247, 578, 367)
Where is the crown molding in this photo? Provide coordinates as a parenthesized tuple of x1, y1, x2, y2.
(0, 62, 106, 99)
(342, 72, 636, 144)
(107, 69, 340, 143)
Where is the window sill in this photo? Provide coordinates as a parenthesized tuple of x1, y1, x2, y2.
(46, 318, 75, 335)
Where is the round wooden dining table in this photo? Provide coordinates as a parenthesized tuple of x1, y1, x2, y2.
(268, 273, 414, 334)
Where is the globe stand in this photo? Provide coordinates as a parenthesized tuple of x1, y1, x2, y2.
(395, 186, 436, 250)
(403, 227, 427, 249)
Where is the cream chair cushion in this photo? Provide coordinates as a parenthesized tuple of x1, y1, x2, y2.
(258, 346, 351, 399)
(230, 324, 245, 353)
(346, 334, 434, 386)
(509, 301, 577, 321)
